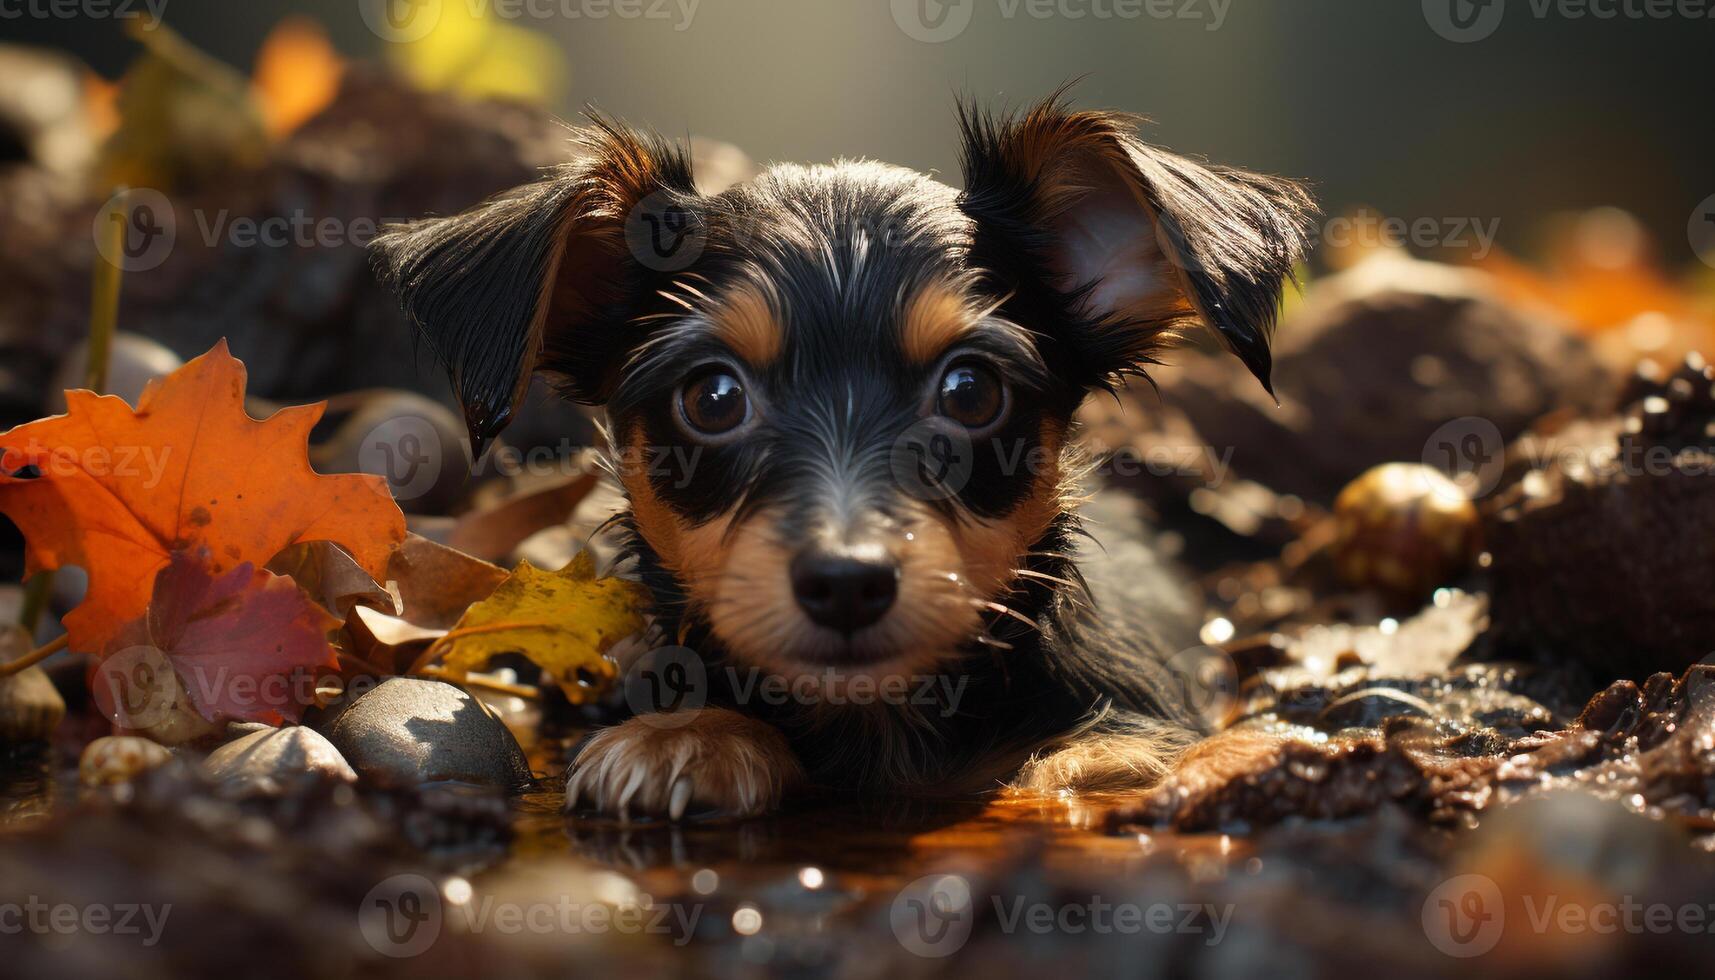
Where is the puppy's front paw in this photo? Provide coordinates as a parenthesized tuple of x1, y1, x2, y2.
(565, 708, 803, 822)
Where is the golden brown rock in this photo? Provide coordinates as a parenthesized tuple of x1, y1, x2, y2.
(1329, 463, 1479, 600)
(79, 735, 173, 786)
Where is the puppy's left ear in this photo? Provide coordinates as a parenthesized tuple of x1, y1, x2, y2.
(372, 117, 698, 452)
(958, 96, 1315, 395)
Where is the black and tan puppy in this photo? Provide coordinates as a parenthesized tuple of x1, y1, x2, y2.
(374, 95, 1313, 820)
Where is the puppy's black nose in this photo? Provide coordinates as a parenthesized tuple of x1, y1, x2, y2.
(790, 545, 899, 634)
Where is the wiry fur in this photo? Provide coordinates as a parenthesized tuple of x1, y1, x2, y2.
(374, 93, 1315, 817)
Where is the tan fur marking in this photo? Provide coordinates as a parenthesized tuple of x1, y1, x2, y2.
(618, 424, 736, 595)
(948, 421, 1068, 598)
(1013, 731, 1186, 793)
(707, 507, 979, 679)
(901, 283, 977, 365)
(709, 280, 783, 366)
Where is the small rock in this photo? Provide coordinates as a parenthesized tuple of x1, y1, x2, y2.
(0, 627, 65, 742)
(1330, 463, 1480, 600)
(202, 725, 357, 792)
(79, 735, 172, 786)
(0, 666, 64, 744)
(317, 677, 533, 792)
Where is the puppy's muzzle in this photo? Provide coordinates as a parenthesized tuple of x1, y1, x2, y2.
(789, 540, 900, 636)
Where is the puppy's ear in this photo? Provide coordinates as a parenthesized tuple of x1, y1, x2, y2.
(372, 118, 697, 451)
(957, 95, 1314, 395)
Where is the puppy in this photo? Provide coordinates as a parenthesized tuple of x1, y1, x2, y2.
(373, 94, 1313, 820)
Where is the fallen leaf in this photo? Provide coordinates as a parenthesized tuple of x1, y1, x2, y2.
(97, 20, 268, 193)
(267, 540, 399, 620)
(98, 549, 340, 727)
(446, 471, 598, 562)
(386, 0, 567, 105)
(385, 533, 509, 630)
(0, 340, 406, 657)
(339, 533, 508, 674)
(427, 553, 647, 703)
(252, 16, 343, 137)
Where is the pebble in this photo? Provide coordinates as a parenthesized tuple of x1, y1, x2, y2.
(0, 663, 66, 744)
(202, 725, 357, 792)
(316, 677, 533, 792)
(79, 735, 173, 786)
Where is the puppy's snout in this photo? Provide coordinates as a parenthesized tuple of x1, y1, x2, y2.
(790, 543, 900, 635)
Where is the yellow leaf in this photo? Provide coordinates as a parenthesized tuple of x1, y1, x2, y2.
(385, 2, 567, 105)
(97, 20, 269, 194)
(431, 553, 647, 704)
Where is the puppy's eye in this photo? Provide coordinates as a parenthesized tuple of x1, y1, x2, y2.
(679, 369, 750, 436)
(936, 361, 1006, 430)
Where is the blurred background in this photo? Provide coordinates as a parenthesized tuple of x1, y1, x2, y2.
(2, 0, 1713, 576)
(8, 0, 1712, 259)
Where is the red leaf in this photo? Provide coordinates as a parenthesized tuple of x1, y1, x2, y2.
(116, 549, 342, 725)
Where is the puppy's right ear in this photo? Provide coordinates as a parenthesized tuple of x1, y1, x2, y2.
(372, 118, 697, 453)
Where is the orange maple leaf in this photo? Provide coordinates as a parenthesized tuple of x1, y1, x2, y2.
(0, 340, 406, 657)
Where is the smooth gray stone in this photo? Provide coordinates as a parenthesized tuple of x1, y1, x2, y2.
(203, 725, 357, 789)
(317, 677, 533, 792)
